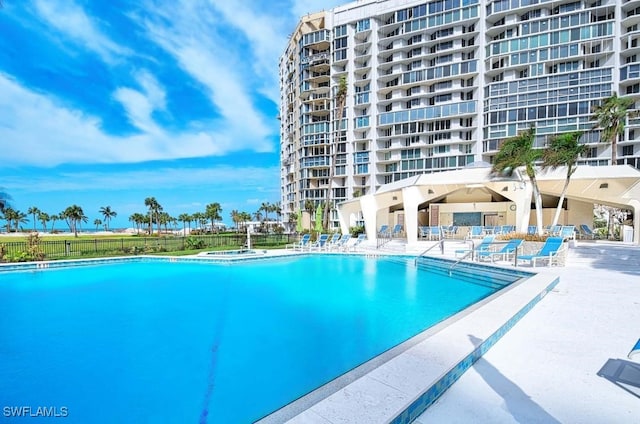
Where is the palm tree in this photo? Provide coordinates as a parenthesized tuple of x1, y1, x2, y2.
(325, 75, 348, 229)
(259, 201, 270, 231)
(239, 211, 251, 231)
(129, 212, 146, 234)
(144, 197, 162, 235)
(38, 212, 50, 233)
(542, 131, 587, 226)
(592, 93, 635, 165)
(62, 205, 88, 237)
(205, 203, 222, 232)
(2, 207, 16, 232)
(493, 127, 544, 235)
(49, 214, 59, 232)
(252, 211, 263, 223)
(13, 210, 28, 232)
(99, 206, 117, 231)
(178, 213, 191, 235)
(304, 200, 316, 233)
(27, 206, 40, 232)
(94, 218, 103, 231)
(230, 210, 240, 231)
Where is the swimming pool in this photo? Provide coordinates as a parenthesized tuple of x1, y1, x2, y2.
(0, 255, 525, 423)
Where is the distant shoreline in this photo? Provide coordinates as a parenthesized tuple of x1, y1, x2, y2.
(0, 229, 141, 237)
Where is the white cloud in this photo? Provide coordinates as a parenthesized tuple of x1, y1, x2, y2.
(113, 70, 166, 134)
(206, 0, 289, 102)
(137, 0, 274, 153)
(0, 73, 252, 166)
(33, 0, 131, 63)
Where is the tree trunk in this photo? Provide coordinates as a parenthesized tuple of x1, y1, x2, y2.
(611, 135, 617, 165)
(531, 177, 545, 235)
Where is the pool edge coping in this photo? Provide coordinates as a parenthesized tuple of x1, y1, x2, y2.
(281, 270, 559, 424)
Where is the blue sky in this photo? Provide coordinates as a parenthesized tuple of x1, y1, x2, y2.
(0, 0, 344, 229)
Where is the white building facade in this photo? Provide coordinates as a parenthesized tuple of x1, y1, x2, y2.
(280, 0, 640, 230)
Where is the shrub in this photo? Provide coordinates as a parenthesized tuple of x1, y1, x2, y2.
(185, 236, 206, 250)
(349, 225, 365, 237)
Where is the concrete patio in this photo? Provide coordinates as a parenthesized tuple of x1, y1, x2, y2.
(415, 241, 640, 423)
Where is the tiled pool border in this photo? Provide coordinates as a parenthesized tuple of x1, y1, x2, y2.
(390, 274, 560, 423)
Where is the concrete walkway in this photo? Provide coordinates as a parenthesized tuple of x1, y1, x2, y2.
(416, 241, 640, 423)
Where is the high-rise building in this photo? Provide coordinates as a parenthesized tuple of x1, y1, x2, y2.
(280, 0, 640, 230)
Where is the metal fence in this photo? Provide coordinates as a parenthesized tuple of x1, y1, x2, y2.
(0, 234, 299, 260)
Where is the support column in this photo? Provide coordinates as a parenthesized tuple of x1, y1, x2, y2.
(337, 207, 349, 236)
(630, 200, 640, 245)
(402, 186, 424, 244)
(360, 194, 379, 242)
(514, 182, 533, 233)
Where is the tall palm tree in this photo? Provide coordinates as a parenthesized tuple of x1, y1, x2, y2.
(63, 205, 87, 237)
(49, 214, 59, 232)
(324, 75, 348, 229)
(230, 210, 240, 231)
(178, 213, 191, 234)
(304, 200, 316, 233)
(27, 206, 40, 232)
(13, 210, 28, 232)
(38, 212, 50, 233)
(239, 211, 251, 231)
(94, 218, 103, 231)
(2, 207, 16, 232)
(493, 127, 544, 235)
(144, 197, 162, 235)
(99, 206, 117, 231)
(260, 202, 270, 222)
(542, 131, 587, 226)
(205, 203, 222, 232)
(592, 93, 635, 165)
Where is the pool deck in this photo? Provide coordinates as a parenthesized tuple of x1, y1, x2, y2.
(274, 240, 640, 423)
(415, 240, 640, 424)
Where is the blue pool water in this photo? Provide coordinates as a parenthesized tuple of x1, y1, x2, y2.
(0, 256, 520, 423)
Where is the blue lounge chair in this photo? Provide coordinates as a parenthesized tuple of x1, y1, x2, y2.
(349, 233, 367, 251)
(478, 238, 523, 262)
(455, 235, 495, 258)
(330, 234, 351, 251)
(325, 233, 341, 249)
(559, 225, 576, 241)
(286, 234, 311, 250)
(419, 226, 430, 239)
(548, 225, 562, 236)
(308, 234, 330, 251)
(442, 225, 458, 239)
(527, 225, 538, 235)
(391, 224, 403, 237)
(517, 237, 565, 267)
(377, 225, 390, 237)
(578, 224, 599, 240)
(467, 226, 484, 239)
(428, 226, 442, 240)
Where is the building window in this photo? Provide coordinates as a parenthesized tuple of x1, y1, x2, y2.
(623, 145, 635, 156)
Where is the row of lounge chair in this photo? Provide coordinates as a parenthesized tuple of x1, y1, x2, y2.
(377, 224, 404, 238)
(285, 233, 367, 252)
(456, 235, 566, 266)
